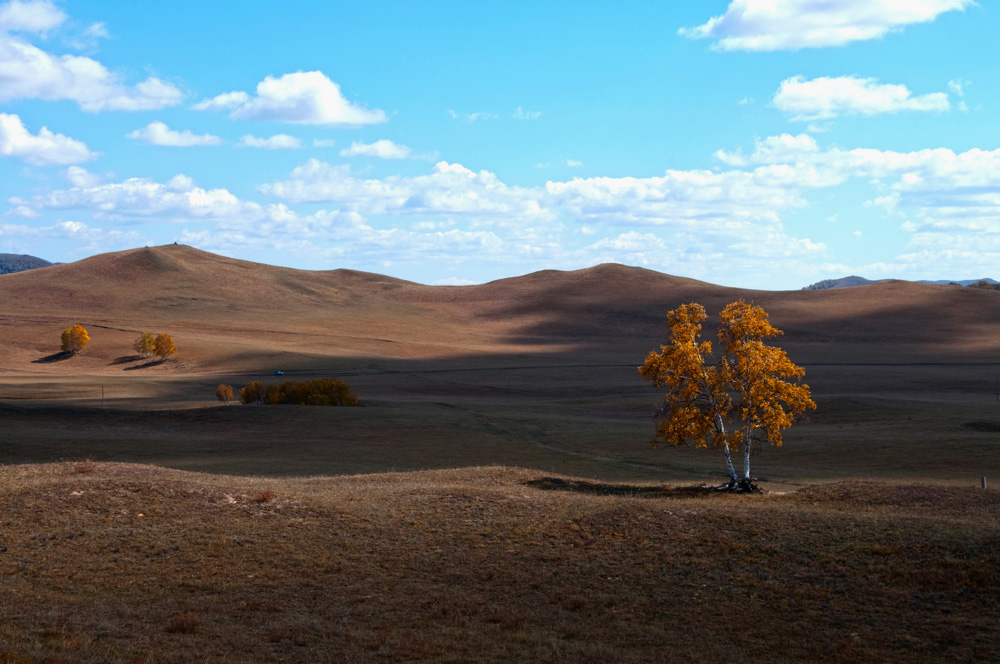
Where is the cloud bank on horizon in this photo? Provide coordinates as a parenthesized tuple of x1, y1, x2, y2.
(0, 0, 995, 288)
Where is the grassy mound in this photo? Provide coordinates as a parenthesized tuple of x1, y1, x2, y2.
(1, 463, 997, 663)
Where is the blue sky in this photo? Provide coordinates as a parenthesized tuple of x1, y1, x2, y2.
(0, 0, 995, 288)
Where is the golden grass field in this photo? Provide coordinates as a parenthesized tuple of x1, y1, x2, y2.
(1, 244, 999, 661)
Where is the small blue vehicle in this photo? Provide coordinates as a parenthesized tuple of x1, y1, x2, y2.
(273, 371, 284, 376)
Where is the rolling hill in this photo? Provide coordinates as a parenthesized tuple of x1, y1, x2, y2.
(1, 243, 999, 377)
(1, 243, 999, 485)
(0, 252, 52, 274)
(801, 275, 881, 290)
(804, 275, 998, 289)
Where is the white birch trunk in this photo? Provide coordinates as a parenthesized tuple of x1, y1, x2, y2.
(742, 426, 752, 480)
(715, 412, 738, 481)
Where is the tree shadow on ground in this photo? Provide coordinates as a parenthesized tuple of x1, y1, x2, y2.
(110, 355, 145, 365)
(123, 359, 165, 371)
(961, 420, 1000, 432)
(32, 351, 74, 364)
(525, 476, 733, 498)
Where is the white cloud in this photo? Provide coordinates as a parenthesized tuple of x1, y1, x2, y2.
(412, 220, 455, 231)
(200, 72, 385, 126)
(11, 145, 850, 285)
(680, 0, 974, 51)
(66, 21, 109, 50)
(565, 159, 582, 167)
(447, 109, 498, 123)
(773, 76, 950, 121)
(313, 139, 336, 148)
(259, 156, 837, 239)
(24, 125, 1000, 287)
(712, 133, 1000, 277)
(126, 121, 222, 147)
(237, 134, 302, 149)
(260, 160, 553, 221)
(0, 34, 184, 111)
(13, 173, 254, 221)
(544, 168, 812, 227)
(589, 231, 669, 253)
(63, 165, 101, 187)
(191, 90, 249, 111)
(715, 133, 819, 166)
(513, 106, 541, 120)
(340, 139, 411, 159)
(7, 204, 38, 217)
(717, 134, 1000, 198)
(0, 219, 142, 255)
(433, 276, 479, 286)
(947, 79, 967, 97)
(0, 112, 94, 164)
(0, 0, 65, 33)
(254, 156, 832, 280)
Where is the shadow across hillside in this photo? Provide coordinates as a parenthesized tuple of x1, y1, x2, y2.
(3, 347, 1000, 482)
(123, 359, 166, 371)
(32, 351, 73, 364)
(525, 476, 741, 498)
(110, 354, 145, 365)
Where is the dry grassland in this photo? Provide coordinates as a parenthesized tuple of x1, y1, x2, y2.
(2, 246, 1000, 662)
(1, 462, 998, 663)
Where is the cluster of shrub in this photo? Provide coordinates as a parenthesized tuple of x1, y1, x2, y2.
(215, 378, 358, 407)
(132, 331, 177, 359)
(966, 280, 1000, 291)
(59, 325, 176, 360)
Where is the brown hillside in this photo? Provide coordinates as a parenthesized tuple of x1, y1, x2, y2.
(1, 244, 999, 376)
(2, 245, 1000, 483)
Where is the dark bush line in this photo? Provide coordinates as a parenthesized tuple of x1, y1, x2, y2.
(239, 378, 358, 407)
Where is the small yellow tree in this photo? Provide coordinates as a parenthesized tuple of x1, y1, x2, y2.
(153, 333, 176, 360)
(640, 300, 814, 492)
(61, 324, 90, 354)
(215, 383, 233, 405)
(133, 331, 155, 357)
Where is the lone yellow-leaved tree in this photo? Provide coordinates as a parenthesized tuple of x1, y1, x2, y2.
(639, 301, 815, 492)
(60, 324, 89, 355)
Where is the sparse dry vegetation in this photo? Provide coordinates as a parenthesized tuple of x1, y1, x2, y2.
(132, 331, 155, 358)
(239, 378, 357, 407)
(0, 463, 996, 663)
(215, 383, 233, 406)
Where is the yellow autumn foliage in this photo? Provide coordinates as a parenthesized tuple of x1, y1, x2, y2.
(639, 300, 815, 481)
(153, 333, 176, 360)
(133, 331, 155, 357)
(60, 324, 89, 354)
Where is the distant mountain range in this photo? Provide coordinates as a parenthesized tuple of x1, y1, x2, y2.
(802, 276, 999, 290)
(0, 254, 53, 275)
